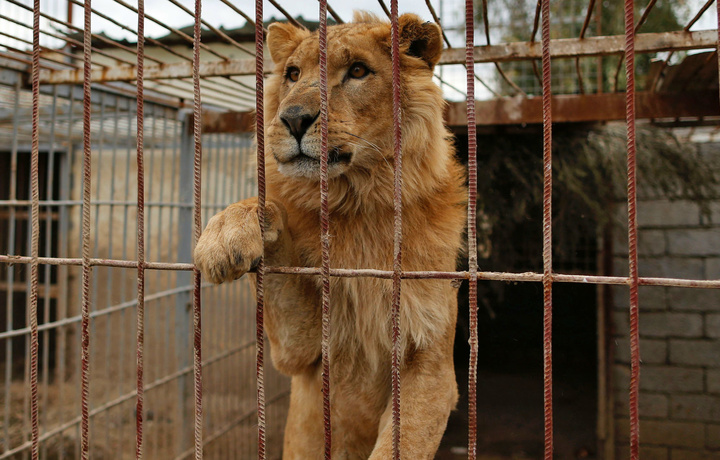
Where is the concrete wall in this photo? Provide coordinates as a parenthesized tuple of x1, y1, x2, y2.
(611, 189, 720, 459)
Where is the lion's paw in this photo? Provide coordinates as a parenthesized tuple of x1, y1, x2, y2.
(193, 199, 283, 284)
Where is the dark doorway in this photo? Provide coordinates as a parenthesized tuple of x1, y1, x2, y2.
(438, 129, 599, 459)
(0, 149, 64, 380)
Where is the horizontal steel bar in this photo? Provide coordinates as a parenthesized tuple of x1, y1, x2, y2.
(445, 90, 720, 126)
(39, 58, 259, 84)
(37, 29, 717, 84)
(0, 255, 195, 270)
(440, 29, 718, 64)
(0, 199, 226, 209)
(0, 340, 254, 458)
(1, 255, 718, 288)
(0, 285, 202, 339)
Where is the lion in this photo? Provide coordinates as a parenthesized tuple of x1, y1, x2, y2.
(194, 12, 467, 459)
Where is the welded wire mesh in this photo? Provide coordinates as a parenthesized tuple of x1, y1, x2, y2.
(0, 74, 289, 458)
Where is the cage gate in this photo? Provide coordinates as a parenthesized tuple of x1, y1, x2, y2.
(1, 0, 720, 459)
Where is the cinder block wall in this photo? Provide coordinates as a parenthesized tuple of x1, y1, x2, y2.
(612, 193, 720, 459)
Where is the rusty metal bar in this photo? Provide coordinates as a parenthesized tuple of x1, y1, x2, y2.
(68, 0, 184, 61)
(217, 0, 259, 31)
(624, 0, 641, 457)
(612, 0, 660, 91)
(390, 0, 402, 457)
(318, 0, 333, 457)
(192, 0, 204, 457)
(39, 59, 257, 84)
(0, 29, 83, 68)
(531, 0, 542, 42)
(268, 0, 303, 28)
(444, 91, 720, 126)
(575, 0, 597, 94)
(38, 29, 718, 85)
(635, 0, 658, 33)
(80, 0, 93, 456)
(465, 0, 479, 457)
(376, 0, 391, 19)
(173, 390, 289, 460)
(0, 12, 121, 68)
(165, 0, 255, 57)
(325, 2, 344, 24)
(254, 0, 267, 455)
(0, 337, 255, 459)
(8, 16, 252, 108)
(648, 0, 716, 92)
(6, 0, 160, 65)
(480, 0, 526, 95)
(135, 0, 147, 457)
(541, 0, 553, 457)
(109, 0, 229, 61)
(441, 29, 718, 64)
(1, 253, 720, 287)
(29, 0, 41, 457)
(424, 0, 452, 48)
(688, 0, 715, 31)
(424, 0, 499, 98)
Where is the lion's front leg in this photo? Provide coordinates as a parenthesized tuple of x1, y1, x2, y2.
(193, 197, 288, 282)
(194, 196, 321, 376)
(369, 335, 458, 460)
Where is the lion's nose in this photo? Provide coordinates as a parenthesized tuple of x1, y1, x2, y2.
(280, 106, 319, 142)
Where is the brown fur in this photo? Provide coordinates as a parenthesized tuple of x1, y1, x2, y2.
(194, 12, 467, 459)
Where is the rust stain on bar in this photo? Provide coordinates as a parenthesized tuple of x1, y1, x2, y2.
(440, 29, 716, 64)
(444, 91, 720, 127)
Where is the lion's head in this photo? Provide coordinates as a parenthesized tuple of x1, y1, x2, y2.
(264, 12, 448, 186)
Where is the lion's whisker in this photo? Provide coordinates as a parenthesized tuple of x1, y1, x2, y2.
(341, 131, 393, 170)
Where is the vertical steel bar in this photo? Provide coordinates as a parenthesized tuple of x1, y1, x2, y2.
(541, 0, 554, 458)
(389, 1, 402, 458)
(317, 0, 332, 457)
(80, 0, 93, 455)
(464, 0, 479, 458)
(192, 0, 204, 457)
(254, 0, 267, 456)
(624, 0, 640, 457)
(135, 0, 147, 456)
(29, 0, 41, 456)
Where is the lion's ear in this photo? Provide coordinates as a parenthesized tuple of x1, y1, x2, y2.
(267, 22, 310, 64)
(398, 14, 443, 70)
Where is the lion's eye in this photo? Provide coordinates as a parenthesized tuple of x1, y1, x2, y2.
(348, 63, 369, 79)
(286, 67, 300, 82)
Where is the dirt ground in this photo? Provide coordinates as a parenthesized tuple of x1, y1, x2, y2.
(437, 370, 597, 460)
